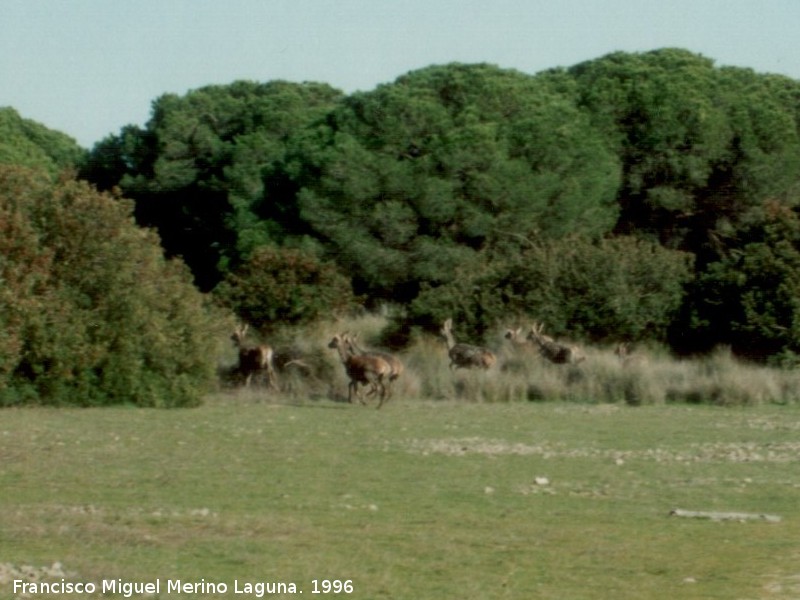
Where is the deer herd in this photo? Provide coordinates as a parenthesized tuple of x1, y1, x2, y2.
(231, 318, 635, 407)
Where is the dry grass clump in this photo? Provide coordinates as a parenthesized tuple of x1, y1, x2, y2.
(662, 347, 800, 406)
(0, 561, 70, 585)
(217, 315, 800, 406)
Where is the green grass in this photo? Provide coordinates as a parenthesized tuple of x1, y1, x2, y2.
(2, 398, 800, 599)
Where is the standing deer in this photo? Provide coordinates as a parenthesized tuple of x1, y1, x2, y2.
(328, 333, 392, 408)
(440, 318, 496, 370)
(527, 322, 585, 365)
(343, 333, 404, 400)
(231, 324, 278, 389)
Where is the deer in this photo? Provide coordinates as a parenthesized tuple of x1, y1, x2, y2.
(343, 332, 404, 400)
(440, 318, 496, 370)
(614, 342, 645, 367)
(527, 322, 585, 365)
(505, 327, 538, 349)
(231, 324, 278, 389)
(328, 333, 393, 408)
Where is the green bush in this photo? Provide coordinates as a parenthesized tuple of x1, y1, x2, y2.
(689, 202, 800, 361)
(0, 166, 230, 406)
(213, 245, 357, 332)
(405, 235, 693, 344)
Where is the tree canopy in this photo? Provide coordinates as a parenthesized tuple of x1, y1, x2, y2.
(0, 107, 85, 175)
(12, 48, 800, 361)
(80, 80, 344, 290)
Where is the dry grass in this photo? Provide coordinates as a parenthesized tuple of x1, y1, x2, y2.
(233, 316, 800, 407)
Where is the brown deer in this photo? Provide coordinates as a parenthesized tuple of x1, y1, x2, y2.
(527, 322, 585, 365)
(328, 333, 392, 408)
(343, 333, 404, 400)
(231, 324, 278, 389)
(440, 318, 496, 370)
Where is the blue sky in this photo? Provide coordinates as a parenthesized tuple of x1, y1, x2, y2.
(3, 0, 799, 148)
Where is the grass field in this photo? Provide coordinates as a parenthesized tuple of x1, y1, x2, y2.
(2, 394, 800, 599)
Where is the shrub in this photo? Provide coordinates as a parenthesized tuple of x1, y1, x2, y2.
(405, 235, 693, 344)
(0, 166, 230, 406)
(688, 203, 800, 361)
(213, 245, 357, 332)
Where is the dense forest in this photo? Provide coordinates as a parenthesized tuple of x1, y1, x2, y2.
(3, 48, 800, 404)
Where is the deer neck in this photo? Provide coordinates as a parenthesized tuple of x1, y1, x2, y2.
(336, 340, 357, 364)
(443, 331, 456, 351)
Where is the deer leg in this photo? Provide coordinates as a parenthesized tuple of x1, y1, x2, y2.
(349, 380, 367, 405)
(376, 380, 388, 409)
(266, 366, 279, 392)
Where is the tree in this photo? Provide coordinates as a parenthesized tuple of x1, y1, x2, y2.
(75, 53, 800, 358)
(567, 49, 800, 261)
(0, 107, 85, 174)
(280, 63, 621, 304)
(687, 201, 800, 361)
(80, 80, 344, 290)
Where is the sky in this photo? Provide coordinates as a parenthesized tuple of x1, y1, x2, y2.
(2, 0, 800, 148)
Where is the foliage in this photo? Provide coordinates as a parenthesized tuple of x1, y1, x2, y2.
(0, 107, 85, 175)
(79, 80, 344, 290)
(72, 51, 800, 360)
(0, 166, 229, 406)
(406, 235, 693, 344)
(213, 245, 356, 332)
(567, 49, 800, 259)
(687, 201, 800, 360)
(282, 64, 621, 302)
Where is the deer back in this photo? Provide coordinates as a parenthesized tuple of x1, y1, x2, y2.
(449, 343, 496, 369)
(528, 322, 584, 365)
(442, 319, 495, 369)
(349, 353, 391, 383)
(232, 324, 277, 386)
(345, 334, 403, 381)
(329, 334, 391, 383)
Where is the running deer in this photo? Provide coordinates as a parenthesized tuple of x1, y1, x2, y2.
(615, 342, 645, 367)
(440, 318, 496, 370)
(343, 333, 403, 400)
(328, 333, 392, 407)
(231, 324, 278, 389)
(527, 322, 585, 365)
